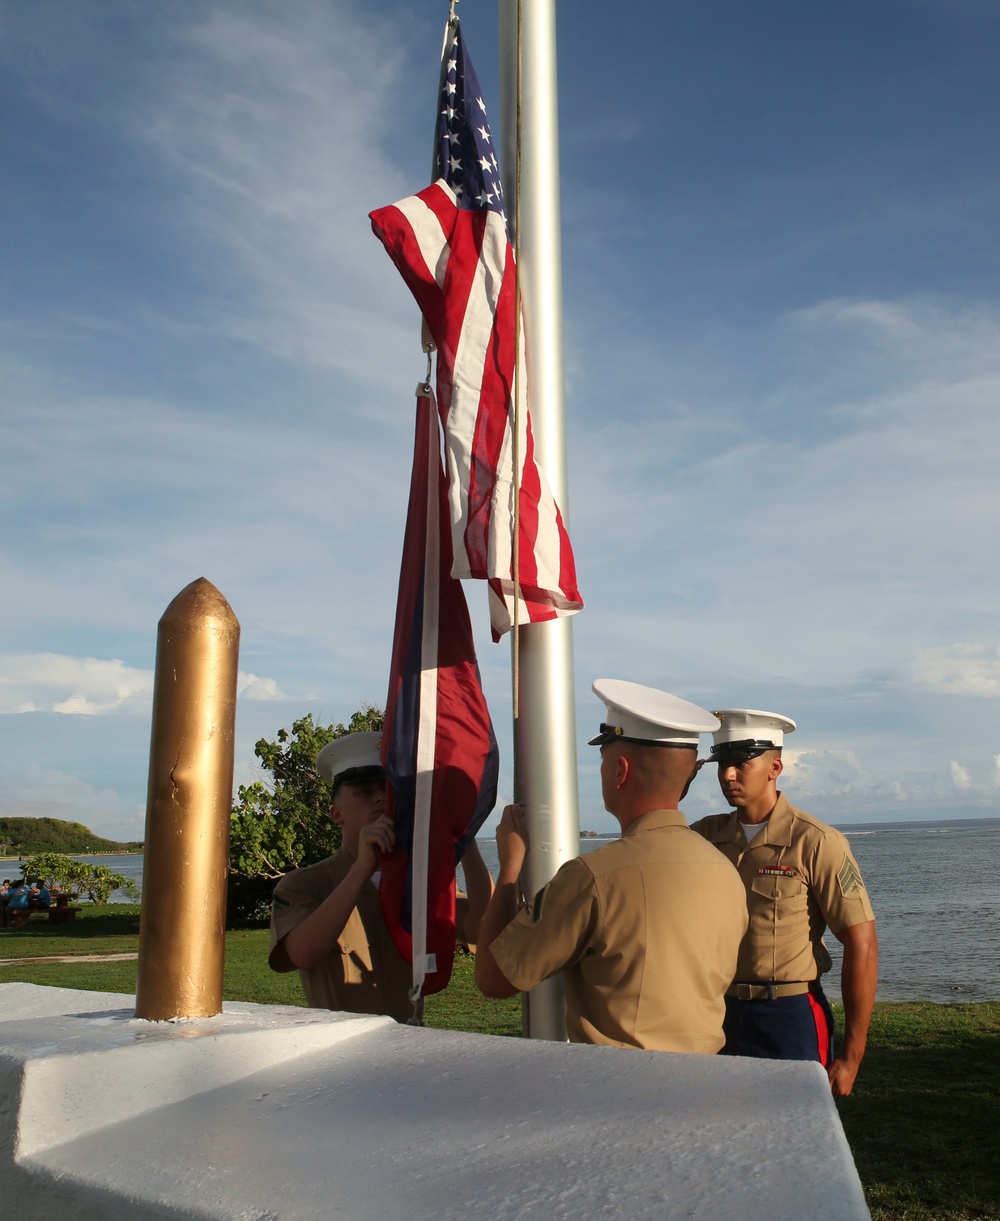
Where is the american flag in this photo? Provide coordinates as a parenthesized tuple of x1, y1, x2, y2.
(370, 20, 582, 641)
(379, 390, 499, 999)
(433, 19, 507, 223)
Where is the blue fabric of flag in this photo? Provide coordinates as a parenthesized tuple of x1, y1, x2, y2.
(370, 20, 583, 641)
(435, 24, 507, 221)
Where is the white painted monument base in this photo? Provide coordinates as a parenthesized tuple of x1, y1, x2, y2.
(1, 983, 870, 1220)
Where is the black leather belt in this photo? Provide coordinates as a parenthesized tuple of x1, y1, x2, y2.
(726, 981, 811, 1000)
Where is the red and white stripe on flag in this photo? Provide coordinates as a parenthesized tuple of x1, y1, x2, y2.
(380, 390, 499, 998)
(371, 180, 583, 641)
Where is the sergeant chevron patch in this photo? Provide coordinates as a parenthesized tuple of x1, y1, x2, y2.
(837, 855, 865, 896)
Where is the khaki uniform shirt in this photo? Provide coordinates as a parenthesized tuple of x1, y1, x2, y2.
(269, 849, 413, 1023)
(491, 810, 748, 1053)
(690, 793, 875, 984)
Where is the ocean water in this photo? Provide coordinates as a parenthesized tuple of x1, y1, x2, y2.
(1, 854, 146, 904)
(38, 817, 1000, 1005)
(829, 818, 1000, 1004)
(471, 817, 1000, 1005)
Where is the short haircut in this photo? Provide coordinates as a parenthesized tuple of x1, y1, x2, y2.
(623, 740, 697, 795)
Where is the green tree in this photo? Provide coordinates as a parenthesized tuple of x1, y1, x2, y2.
(22, 852, 130, 904)
(227, 706, 384, 926)
(0, 816, 140, 855)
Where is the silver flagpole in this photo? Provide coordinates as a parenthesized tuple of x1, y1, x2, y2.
(499, 0, 580, 1042)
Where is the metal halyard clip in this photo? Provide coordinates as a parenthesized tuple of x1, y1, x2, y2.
(407, 985, 425, 1027)
(421, 340, 435, 395)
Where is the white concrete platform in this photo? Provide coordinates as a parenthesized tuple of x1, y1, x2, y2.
(1, 982, 870, 1220)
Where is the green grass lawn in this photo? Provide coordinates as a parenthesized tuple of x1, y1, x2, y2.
(0, 906, 523, 1031)
(835, 1001, 1000, 1221)
(2, 907, 997, 1220)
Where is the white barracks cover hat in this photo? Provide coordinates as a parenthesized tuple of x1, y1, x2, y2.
(316, 730, 384, 785)
(710, 709, 797, 756)
(588, 679, 720, 747)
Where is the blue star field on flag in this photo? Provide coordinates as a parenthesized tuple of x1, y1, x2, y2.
(434, 23, 507, 225)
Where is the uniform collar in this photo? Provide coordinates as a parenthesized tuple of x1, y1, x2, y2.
(734, 791, 794, 847)
(700, 791, 794, 847)
(764, 792, 794, 844)
(623, 808, 688, 837)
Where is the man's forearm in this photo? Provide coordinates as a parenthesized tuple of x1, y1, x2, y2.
(840, 927, 878, 1060)
(474, 880, 520, 998)
(475, 805, 529, 998)
(460, 839, 495, 944)
(829, 919, 878, 1096)
(281, 860, 372, 971)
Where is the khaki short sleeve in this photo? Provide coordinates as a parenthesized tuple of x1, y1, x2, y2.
(807, 830, 875, 934)
(491, 858, 598, 992)
(269, 871, 320, 968)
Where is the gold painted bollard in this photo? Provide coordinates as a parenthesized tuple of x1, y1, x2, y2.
(135, 578, 240, 1020)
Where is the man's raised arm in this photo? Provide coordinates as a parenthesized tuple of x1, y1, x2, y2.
(474, 805, 528, 999)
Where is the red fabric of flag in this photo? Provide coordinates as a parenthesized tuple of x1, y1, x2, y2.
(379, 391, 499, 996)
(371, 183, 582, 640)
(369, 21, 581, 641)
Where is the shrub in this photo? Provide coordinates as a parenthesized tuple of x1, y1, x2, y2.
(23, 852, 130, 905)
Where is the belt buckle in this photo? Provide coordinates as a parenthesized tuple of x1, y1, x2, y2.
(736, 983, 757, 1001)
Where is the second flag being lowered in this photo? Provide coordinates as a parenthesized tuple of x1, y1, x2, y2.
(370, 19, 583, 642)
(380, 390, 499, 998)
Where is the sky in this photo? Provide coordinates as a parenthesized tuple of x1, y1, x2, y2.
(3, 0, 1000, 841)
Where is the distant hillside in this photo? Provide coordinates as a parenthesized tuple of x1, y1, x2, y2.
(0, 817, 142, 857)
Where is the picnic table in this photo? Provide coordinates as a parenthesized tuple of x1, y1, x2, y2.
(2, 893, 82, 929)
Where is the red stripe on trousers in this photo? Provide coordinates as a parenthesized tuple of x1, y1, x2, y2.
(807, 991, 831, 1067)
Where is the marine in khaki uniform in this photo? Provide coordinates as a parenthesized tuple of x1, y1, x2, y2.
(690, 710, 878, 1096)
(269, 730, 492, 1022)
(475, 680, 748, 1052)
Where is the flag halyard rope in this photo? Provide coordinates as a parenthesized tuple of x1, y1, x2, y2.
(407, 384, 442, 1022)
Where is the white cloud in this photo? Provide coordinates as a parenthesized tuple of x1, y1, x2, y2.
(238, 672, 286, 701)
(4, 8, 1000, 829)
(568, 296, 1000, 688)
(137, 0, 422, 388)
(794, 298, 1000, 387)
(780, 749, 865, 797)
(0, 654, 152, 716)
(907, 644, 1000, 697)
(768, 745, 992, 816)
(0, 653, 287, 716)
(0, 372, 409, 701)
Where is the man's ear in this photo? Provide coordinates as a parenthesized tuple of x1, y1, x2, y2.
(770, 754, 784, 781)
(615, 752, 630, 790)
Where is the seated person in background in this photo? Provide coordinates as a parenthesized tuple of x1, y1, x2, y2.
(30, 879, 52, 909)
(7, 878, 32, 916)
(269, 731, 493, 1021)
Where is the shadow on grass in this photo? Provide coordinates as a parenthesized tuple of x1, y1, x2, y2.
(424, 952, 521, 1038)
(0, 904, 141, 961)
